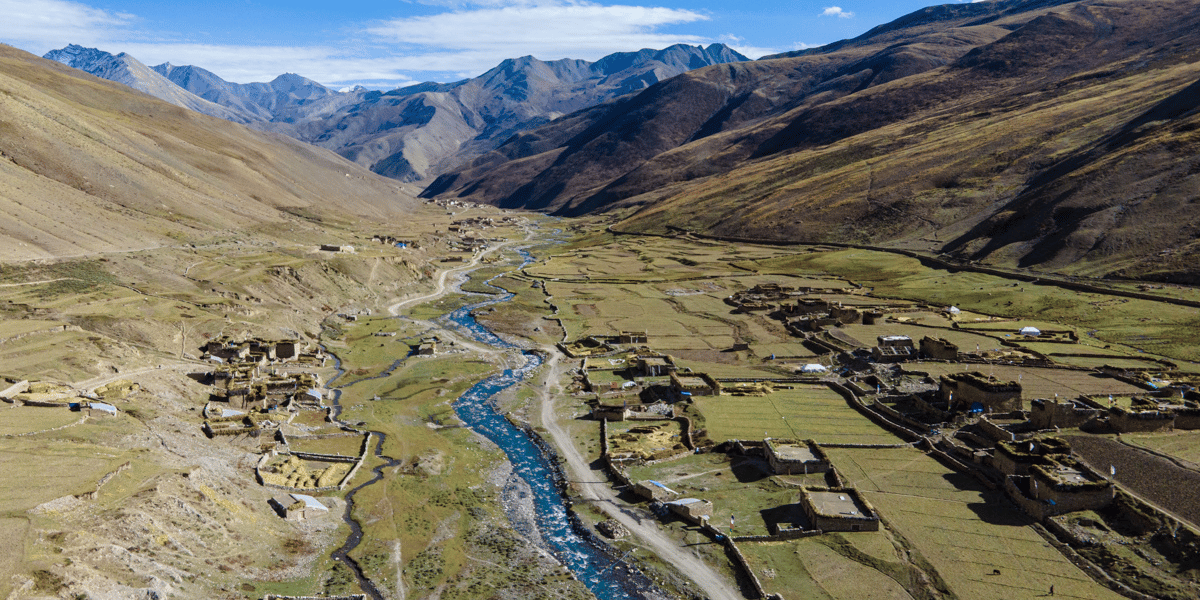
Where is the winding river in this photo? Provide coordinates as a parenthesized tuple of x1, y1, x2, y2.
(324, 247, 655, 600)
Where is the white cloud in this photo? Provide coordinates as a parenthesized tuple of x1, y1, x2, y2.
(119, 43, 415, 87)
(820, 6, 854, 19)
(1, 0, 725, 87)
(0, 0, 133, 53)
(367, 1, 710, 65)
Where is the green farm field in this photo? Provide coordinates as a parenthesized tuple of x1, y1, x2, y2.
(827, 447, 1125, 600)
(1123, 431, 1200, 467)
(0, 407, 82, 436)
(741, 537, 915, 600)
(693, 386, 904, 445)
(742, 249, 1200, 363)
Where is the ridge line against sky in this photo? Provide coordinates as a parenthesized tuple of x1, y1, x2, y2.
(1, 0, 987, 89)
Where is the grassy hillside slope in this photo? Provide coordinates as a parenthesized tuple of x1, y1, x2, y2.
(0, 45, 417, 262)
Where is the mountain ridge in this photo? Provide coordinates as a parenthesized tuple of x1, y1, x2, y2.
(44, 42, 747, 182)
(421, 0, 1200, 283)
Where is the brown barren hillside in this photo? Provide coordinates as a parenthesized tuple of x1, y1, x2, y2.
(424, 0, 1200, 282)
(0, 45, 416, 262)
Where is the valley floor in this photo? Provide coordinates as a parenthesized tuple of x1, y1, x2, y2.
(2, 211, 1199, 600)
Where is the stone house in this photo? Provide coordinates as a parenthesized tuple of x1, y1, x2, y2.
(799, 487, 880, 532)
(666, 498, 713, 521)
(939, 372, 1023, 412)
(633, 480, 676, 501)
(829, 306, 862, 325)
(919, 337, 959, 360)
(271, 493, 329, 521)
(1107, 405, 1175, 432)
(617, 331, 648, 345)
(634, 353, 676, 377)
(86, 402, 118, 417)
(764, 439, 831, 475)
(992, 437, 1073, 475)
(1022, 456, 1113, 518)
(871, 335, 916, 363)
(669, 371, 721, 397)
(417, 337, 440, 356)
(1029, 398, 1102, 430)
(783, 299, 833, 317)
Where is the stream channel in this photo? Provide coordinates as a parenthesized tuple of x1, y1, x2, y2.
(324, 247, 656, 600)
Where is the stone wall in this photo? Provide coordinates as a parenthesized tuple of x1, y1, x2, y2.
(1108, 407, 1175, 433)
(1030, 398, 1102, 429)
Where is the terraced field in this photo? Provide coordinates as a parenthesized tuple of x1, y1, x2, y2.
(826, 447, 1125, 600)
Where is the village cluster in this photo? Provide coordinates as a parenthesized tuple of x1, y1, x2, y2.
(194, 335, 372, 522)
(554, 282, 1200, 599)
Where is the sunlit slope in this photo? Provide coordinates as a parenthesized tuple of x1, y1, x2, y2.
(427, 0, 1200, 281)
(0, 45, 416, 261)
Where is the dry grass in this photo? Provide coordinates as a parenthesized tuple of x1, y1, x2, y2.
(694, 386, 903, 445)
(828, 447, 1125, 600)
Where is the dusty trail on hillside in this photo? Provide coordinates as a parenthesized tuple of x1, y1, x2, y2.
(535, 347, 743, 600)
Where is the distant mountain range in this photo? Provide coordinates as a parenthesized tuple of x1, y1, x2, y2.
(422, 0, 1200, 282)
(44, 43, 747, 181)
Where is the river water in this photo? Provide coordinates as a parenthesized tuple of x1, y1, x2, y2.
(440, 250, 655, 600)
(329, 247, 655, 600)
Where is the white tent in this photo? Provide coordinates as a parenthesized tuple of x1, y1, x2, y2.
(947, 306, 961, 315)
(801, 364, 829, 373)
(1019, 326, 1041, 336)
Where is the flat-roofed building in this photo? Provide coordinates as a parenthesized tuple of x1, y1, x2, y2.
(669, 371, 721, 397)
(800, 487, 880, 532)
(634, 353, 676, 377)
(940, 371, 1023, 412)
(764, 438, 831, 475)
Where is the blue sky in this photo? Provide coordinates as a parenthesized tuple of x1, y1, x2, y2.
(1, 0, 986, 89)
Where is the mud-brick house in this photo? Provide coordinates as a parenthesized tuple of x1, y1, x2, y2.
(764, 439, 831, 475)
(1029, 398, 1102, 430)
(799, 487, 880, 532)
(992, 437, 1073, 475)
(634, 353, 677, 377)
(271, 493, 329, 521)
(1027, 458, 1113, 514)
(919, 337, 960, 360)
(940, 371, 1023, 412)
(669, 371, 721, 398)
(783, 298, 833, 317)
(666, 498, 713, 521)
(1107, 405, 1175, 433)
(871, 335, 916, 363)
(617, 331, 648, 345)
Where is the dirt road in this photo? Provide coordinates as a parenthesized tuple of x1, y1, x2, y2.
(383, 232, 744, 599)
(536, 348, 744, 600)
(386, 235, 516, 316)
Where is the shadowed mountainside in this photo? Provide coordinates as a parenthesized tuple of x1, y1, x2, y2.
(0, 44, 417, 262)
(275, 44, 748, 181)
(423, 0, 1200, 282)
